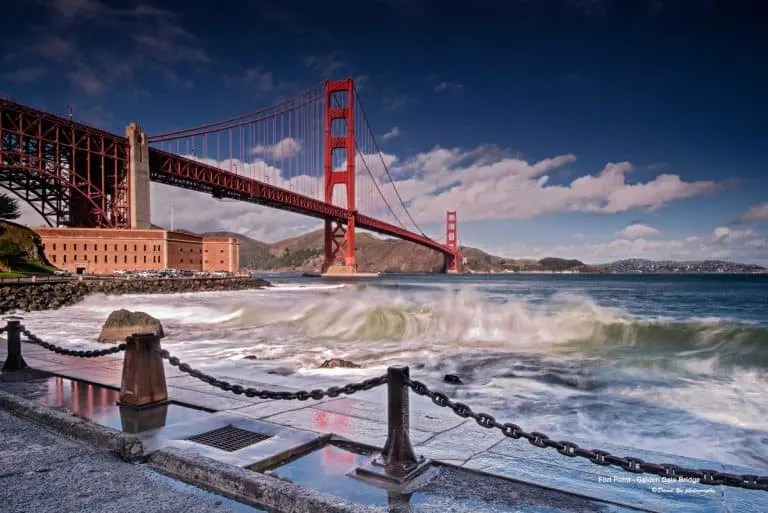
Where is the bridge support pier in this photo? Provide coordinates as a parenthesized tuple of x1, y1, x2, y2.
(443, 255, 459, 274)
(321, 215, 382, 277)
(126, 123, 151, 229)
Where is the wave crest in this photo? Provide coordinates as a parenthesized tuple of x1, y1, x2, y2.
(236, 288, 768, 368)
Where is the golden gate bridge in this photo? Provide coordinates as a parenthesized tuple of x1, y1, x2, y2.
(0, 78, 461, 274)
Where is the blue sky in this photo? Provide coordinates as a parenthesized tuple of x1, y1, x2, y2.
(2, 0, 767, 264)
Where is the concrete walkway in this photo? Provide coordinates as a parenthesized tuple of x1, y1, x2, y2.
(0, 409, 261, 513)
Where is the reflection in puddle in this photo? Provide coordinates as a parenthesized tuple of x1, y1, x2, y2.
(263, 441, 633, 513)
(265, 442, 385, 506)
(36, 376, 209, 433)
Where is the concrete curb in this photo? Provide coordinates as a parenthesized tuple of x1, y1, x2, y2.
(0, 388, 145, 462)
(150, 447, 382, 513)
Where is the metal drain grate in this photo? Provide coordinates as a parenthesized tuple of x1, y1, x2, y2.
(187, 425, 272, 452)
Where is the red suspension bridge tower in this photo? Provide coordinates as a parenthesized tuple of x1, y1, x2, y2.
(319, 78, 462, 275)
(445, 210, 461, 273)
(322, 79, 357, 274)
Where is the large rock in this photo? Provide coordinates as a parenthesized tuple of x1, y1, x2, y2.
(98, 309, 164, 343)
(317, 358, 361, 369)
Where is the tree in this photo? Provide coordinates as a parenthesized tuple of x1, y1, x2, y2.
(0, 192, 21, 221)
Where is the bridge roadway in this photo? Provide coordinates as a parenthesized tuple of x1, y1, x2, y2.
(149, 148, 451, 256)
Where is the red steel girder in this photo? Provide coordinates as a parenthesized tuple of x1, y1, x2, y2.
(0, 98, 130, 228)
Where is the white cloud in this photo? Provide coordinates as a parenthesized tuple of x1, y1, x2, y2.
(434, 81, 463, 93)
(381, 127, 401, 142)
(67, 63, 105, 95)
(47, 0, 105, 19)
(3, 66, 48, 85)
(712, 226, 755, 243)
(242, 67, 275, 92)
(32, 34, 76, 61)
(354, 75, 369, 90)
(163, 70, 194, 90)
(149, 154, 323, 241)
(383, 94, 412, 110)
(737, 202, 768, 223)
(302, 52, 345, 77)
(150, 182, 321, 242)
(9, 0, 208, 96)
(252, 138, 302, 159)
(383, 146, 721, 224)
(618, 223, 661, 239)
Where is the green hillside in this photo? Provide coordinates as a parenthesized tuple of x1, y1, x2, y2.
(0, 221, 56, 277)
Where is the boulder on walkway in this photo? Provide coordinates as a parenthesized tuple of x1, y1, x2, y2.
(98, 309, 164, 343)
(317, 358, 361, 369)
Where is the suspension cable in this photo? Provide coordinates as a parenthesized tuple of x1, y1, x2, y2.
(354, 84, 429, 238)
(331, 95, 406, 230)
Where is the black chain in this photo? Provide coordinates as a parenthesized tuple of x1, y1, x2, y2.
(407, 379, 768, 491)
(21, 328, 127, 357)
(158, 349, 388, 400)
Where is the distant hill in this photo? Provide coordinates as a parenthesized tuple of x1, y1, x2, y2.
(149, 225, 764, 274)
(605, 258, 765, 273)
(196, 229, 599, 273)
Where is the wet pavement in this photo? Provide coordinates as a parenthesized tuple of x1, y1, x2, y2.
(0, 408, 265, 513)
(1, 340, 766, 512)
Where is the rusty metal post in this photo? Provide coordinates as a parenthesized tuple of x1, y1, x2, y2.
(119, 333, 167, 408)
(381, 365, 419, 470)
(353, 365, 433, 490)
(2, 319, 28, 371)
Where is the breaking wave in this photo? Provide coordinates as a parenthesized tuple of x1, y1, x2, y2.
(216, 287, 768, 370)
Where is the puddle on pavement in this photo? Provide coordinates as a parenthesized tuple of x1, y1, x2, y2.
(256, 441, 634, 513)
(4, 375, 210, 433)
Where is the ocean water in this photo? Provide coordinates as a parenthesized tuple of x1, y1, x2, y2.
(18, 273, 768, 469)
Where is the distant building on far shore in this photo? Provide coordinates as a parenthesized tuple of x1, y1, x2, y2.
(34, 227, 239, 275)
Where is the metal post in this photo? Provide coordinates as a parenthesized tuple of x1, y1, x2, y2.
(381, 365, 419, 470)
(118, 333, 168, 408)
(353, 365, 433, 490)
(2, 319, 28, 371)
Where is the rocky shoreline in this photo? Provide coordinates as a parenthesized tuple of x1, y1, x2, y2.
(0, 277, 271, 314)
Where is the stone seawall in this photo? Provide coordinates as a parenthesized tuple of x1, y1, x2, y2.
(0, 277, 271, 314)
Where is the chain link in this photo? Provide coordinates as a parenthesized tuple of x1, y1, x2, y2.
(407, 379, 768, 492)
(21, 328, 127, 357)
(158, 349, 388, 400)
